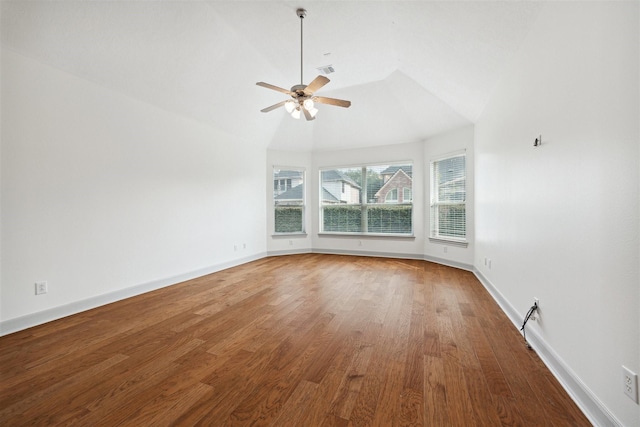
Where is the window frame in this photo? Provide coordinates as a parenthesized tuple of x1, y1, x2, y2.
(319, 162, 414, 237)
(429, 151, 467, 245)
(273, 166, 306, 236)
(403, 187, 412, 202)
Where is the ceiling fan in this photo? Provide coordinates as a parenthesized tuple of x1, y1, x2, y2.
(256, 8, 351, 121)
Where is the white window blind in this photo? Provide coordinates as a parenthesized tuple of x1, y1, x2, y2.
(273, 167, 305, 234)
(320, 163, 413, 235)
(430, 154, 466, 241)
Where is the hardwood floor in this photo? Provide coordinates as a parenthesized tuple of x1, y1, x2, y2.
(0, 254, 590, 426)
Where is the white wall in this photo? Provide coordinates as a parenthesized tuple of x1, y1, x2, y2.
(0, 3, 3, 327)
(1, 49, 267, 333)
(267, 149, 313, 254)
(474, 2, 639, 426)
(424, 125, 475, 267)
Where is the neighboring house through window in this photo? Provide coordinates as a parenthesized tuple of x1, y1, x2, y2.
(375, 165, 412, 204)
(321, 169, 361, 204)
(320, 164, 413, 235)
(273, 168, 305, 234)
(273, 169, 303, 196)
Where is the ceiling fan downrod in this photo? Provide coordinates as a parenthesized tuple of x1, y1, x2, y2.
(297, 8, 306, 85)
(255, 7, 351, 120)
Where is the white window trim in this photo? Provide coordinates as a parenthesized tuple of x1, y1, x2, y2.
(273, 166, 306, 235)
(429, 152, 467, 245)
(319, 162, 414, 236)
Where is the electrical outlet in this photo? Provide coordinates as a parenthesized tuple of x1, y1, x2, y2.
(443, 246, 448, 253)
(623, 366, 638, 403)
(35, 281, 48, 295)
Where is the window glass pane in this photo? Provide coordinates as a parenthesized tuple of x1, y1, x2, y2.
(430, 155, 466, 240)
(275, 206, 303, 233)
(322, 205, 362, 232)
(367, 205, 412, 234)
(274, 168, 304, 233)
(321, 168, 362, 204)
(433, 205, 466, 238)
(435, 156, 465, 203)
(320, 164, 412, 235)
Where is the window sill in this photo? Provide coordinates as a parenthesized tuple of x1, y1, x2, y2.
(272, 232, 307, 237)
(318, 232, 415, 239)
(428, 237, 468, 247)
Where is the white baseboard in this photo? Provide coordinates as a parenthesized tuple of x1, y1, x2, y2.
(269, 249, 476, 276)
(267, 249, 475, 275)
(267, 248, 312, 257)
(0, 252, 268, 336)
(473, 269, 622, 427)
(423, 254, 474, 272)
(311, 248, 424, 260)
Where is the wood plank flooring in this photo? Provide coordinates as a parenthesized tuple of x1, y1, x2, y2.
(0, 254, 590, 426)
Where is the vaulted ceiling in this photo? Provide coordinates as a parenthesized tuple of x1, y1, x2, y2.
(1, 1, 543, 151)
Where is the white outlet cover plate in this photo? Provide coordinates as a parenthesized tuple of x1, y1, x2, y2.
(623, 365, 638, 403)
(35, 281, 47, 295)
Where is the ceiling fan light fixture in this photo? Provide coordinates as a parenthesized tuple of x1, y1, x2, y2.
(284, 99, 295, 113)
(256, 8, 351, 120)
(303, 98, 314, 110)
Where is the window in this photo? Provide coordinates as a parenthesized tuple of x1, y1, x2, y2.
(320, 163, 413, 235)
(403, 187, 412, 202)
(430, 153, 466, 241)
(273, 167, 305, 234)
(274, 178, 292, 192)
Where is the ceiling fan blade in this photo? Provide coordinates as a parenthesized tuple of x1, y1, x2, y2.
(260, 101, 287, 113)
(302, 107, 315, 121)
(314, 96, 351, 108)
(256, 82, 293, 95)
(303, 75, 330, 95)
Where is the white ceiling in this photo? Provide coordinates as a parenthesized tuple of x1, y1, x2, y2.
(1, 1, 543, 151)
